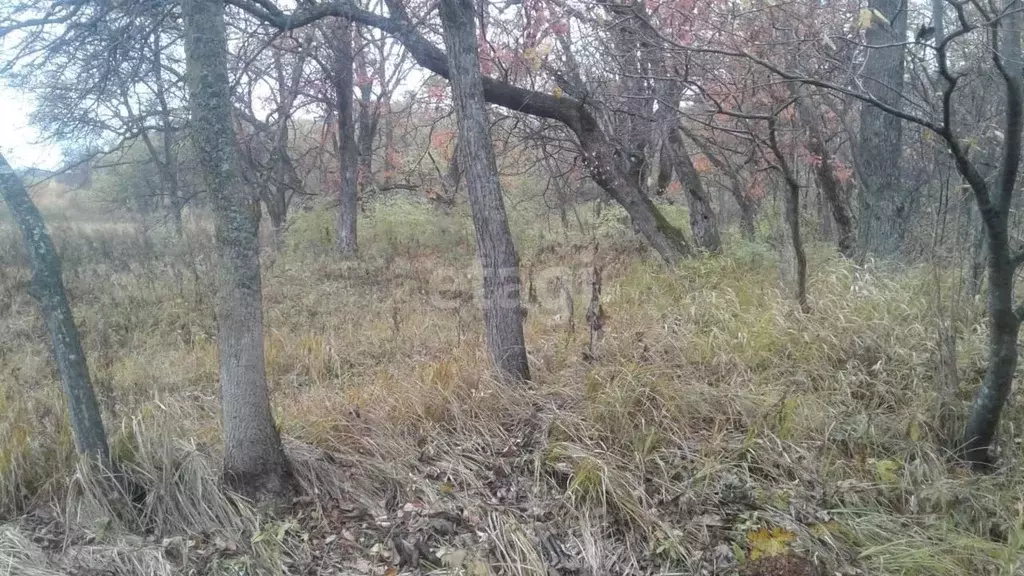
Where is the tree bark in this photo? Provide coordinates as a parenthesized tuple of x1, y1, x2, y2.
(678, 125, 758, 240)
(655, 82, 719, 252)
(356, 80, 376, 192)
(961, 0, 1023, 466)
(667, 126, 721, 252)
(332, 18, 359, 255)
(438, 0, 530, 381)
(792, 88, 856, 258)
(577, 128, 691, 264)
(818, 186, 833, 239)
(182, 0, 293, 497)
(654, 140, 672, 196)
(768, 118, 809, 312)
(0, 153, 110, 463)
(963, 238, 1020, 465)
(857, 0, 909, 258)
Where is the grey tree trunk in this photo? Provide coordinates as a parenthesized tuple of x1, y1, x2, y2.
(0, 153, 110, 462)
(332, 19, 359, 255)
(964, 231, 1020, 465)
(792, 88, 856, 258)
(768, 118, 809, 313)
(961, 0, 1023, 466)
(930, 0, 945, 44)
(654, 140, 672, 196)
(857, 0, 909, 258)
(678, 125, 758, 240)
(182, 0, 293, 496)
(438, 0, 530, 381)
(667, 127, 721, 252)
(578, 130, 691, 264)
(356, 79, 376, 193)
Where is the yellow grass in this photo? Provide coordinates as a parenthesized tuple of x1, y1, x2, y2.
(0, 199, 1020, 575)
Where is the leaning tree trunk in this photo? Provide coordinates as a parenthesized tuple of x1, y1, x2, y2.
(792, 88, 856, 258)
(667, 127, 721, 252)
(678, 125, 758, 240)
(438, 0, 530, 381)
(857, 0, 909, 258)
(182, 0, 293, 497)
(0, 153, 110, 463)
(577, 128, 691, 264)
(657, 82, 719, 252)
(332, 18, 359, 255)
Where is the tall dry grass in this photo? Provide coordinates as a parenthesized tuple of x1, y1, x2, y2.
(0, 198, 1020, 575)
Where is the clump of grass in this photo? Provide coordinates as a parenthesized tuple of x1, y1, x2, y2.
(1, 201, 1021, 575)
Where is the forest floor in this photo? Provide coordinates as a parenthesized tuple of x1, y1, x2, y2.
(1, 198, 1022, 575)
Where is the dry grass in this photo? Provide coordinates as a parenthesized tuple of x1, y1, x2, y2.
(0, 198, 1022, 575)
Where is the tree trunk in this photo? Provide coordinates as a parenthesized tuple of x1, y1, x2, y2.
(655, 140, 672, 196)
(784, 178, 809, 313)
(170, 192, 184, 236)
(182, 0, 293, 497)
(679, 125, 758, 240)
(266, 192, 287, 241)
(667, 127, 721, 252)
(768, 118, 809, 312)
(578, 129, 691, 264)
(438, 0, 530, 381)
(857, 0, 909, 258)
(0, 153, 110, 463)
(961, 0, 1023, 466)
(332, 19, 359, 255)
(383, 113, 397, 177)
(818, 186, 833, 239)
(967, 224, 986, 298)
(793, 88, 856, 257)
(736, 200, 757, 241)
(443, 139, 462, 199)
(930, 0, 945, 44)
(962, 238, 1020, 465)
(356, 81, 375, 193)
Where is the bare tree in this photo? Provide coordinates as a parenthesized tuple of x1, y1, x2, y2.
(233, 32, 313, 238)
(227, 0, 693, 265)
(437, 0, 530, 380)
(5, 0, 190, 232)
(959, 0, 1023, 466)
(0, 153, 110, 463)
(791, 87, 856, 258)
(182, 0, 293, 495)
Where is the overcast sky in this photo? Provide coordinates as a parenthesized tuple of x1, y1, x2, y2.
(0, 82, 62, 170)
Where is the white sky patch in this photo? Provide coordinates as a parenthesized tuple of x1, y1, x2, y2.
(0, 82, 62, 170)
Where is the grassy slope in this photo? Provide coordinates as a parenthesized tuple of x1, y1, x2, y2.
(0, 199, 1021, 575)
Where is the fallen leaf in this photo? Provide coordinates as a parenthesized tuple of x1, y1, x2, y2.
(748, 526, 796, 560)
